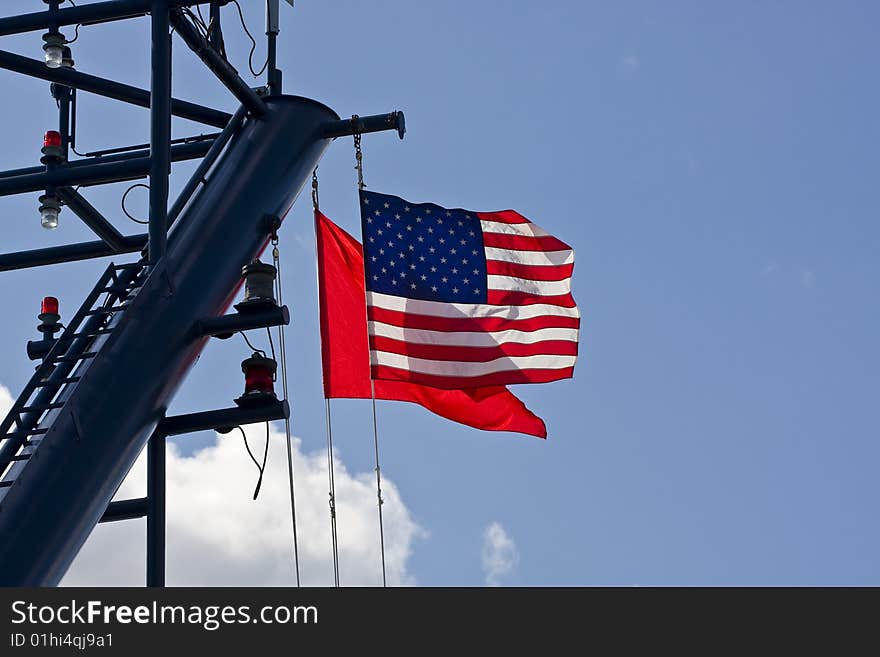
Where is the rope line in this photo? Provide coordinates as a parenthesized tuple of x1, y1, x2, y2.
(272, 234, 301, 587)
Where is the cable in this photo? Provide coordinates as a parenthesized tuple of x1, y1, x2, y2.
(231, 0, 270, 77)
(235, 424, 269, 500)
(238, 331, 266, 357)
(121, 184, 150, 224)
(272, 237, 301, 586)
(325, 398, 341, 587)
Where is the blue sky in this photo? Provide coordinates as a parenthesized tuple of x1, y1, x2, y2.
(1, 1, 879, 585)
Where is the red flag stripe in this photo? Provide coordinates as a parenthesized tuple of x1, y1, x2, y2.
(485, 290, 577, 307)
(367, 305, 581, 332)
(476, 209, 531, 225)
(486, 259, 574, 281)
(481, 232, 572, 252)
(372, 364, 576, 389)
(370, 336, 578, 362)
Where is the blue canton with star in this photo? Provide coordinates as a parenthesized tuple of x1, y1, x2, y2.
(360, 191, 488, 303)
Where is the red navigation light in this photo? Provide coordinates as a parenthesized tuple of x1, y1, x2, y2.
(43, 131, 62, 148)
(240, 352, 277, 398)
(41, 296, 59, 316)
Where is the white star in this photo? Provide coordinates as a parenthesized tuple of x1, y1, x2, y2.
(452, 287, 459, 293)
(395, 214, 401, 220)
(390, 261, 396, 267)
(446, 211, 452, 217)
(458, 220, 463, 227)
(363, 197, 370, 205)
(473, 269, 479, 275)
(419, 256, 426, 262)
(430, 266, 437, 272)
(427, 227, 433, 234)
(366, 217, 372, 223)
(474, 288, 480, 294)
(371, 256, 377, 262)
(388, 241, 394, 248)
(406, 225, 413, 231)
(392, 279, 397, 285)
(442, 277, 448, 283)
(460, 239, 466, 245)
(420, 275, 427, 281)
(471, 250, 477, 255)
(384, 202, 390, 208)
(379, 248, 384, 254)
(469, 231, 475, 237)
(410, 263, 416, 269)
(415, 216, 422, 223)
(399, 252, 405, 259)
(440, 257, 447, 264)
(397, 233, 403, 239)
(374, 210, 380, 216)
(450, 248, 457, 254)
(372, 275, 378, 280)
(463, 278, 469, 284)
(386, 221, 392, 228)
(404, 206, 410, 212)
(431, 286, 438, 292)
(437, 218, 443, 224)
(408, 245, 414, 251)
(426, 208, 432, 215)
(377, 229, 383, 235)
(452, 268, 458, 274)
(400, 272, 406, 278)
(381, 267, 387, 273)
(449, 228, 455, 235)
(417, 236, 424, 242)
(439, 238, 445, 244)
(464, 214, 471, 219)
(410, 283, 417, 289)
(368, 237, 374, 243)
(429, 247, 435, 253)
(462, 258, 468, 264)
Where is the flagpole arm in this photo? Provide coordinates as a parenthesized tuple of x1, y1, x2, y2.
(322, 111, 406, 140)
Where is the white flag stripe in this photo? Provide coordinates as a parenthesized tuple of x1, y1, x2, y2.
(484, 247, 574, 267)
(479, 219, 550, 238)
(371, 350, 578, 377)
(367, 291, 581, 320)
(486, 274, 572, 297)
(369, 321, 578, 347)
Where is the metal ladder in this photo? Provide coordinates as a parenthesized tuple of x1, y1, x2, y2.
(0, 260, 147, 489)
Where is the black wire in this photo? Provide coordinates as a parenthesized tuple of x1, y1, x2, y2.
(235, 424, 270, 500)
(65, 23, 80, 44)
(231, 0, 269, 77)
(238, 331, 266, 357)
(266, 327, 277, 379)
(121, 184, 150, 224)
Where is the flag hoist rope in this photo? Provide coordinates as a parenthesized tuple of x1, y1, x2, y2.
(272, 225, 301, 587)
(312, 170, 341, 587)
(354, 122, 388, 587)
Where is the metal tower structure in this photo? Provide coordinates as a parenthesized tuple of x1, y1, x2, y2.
(0, 0, 404, 586)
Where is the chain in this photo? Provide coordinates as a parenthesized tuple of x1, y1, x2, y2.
(311, 168, 319, 211)
(352, 115, 365, 191)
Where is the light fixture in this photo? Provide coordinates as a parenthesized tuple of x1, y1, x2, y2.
(235, 260, 278, 312)
(235, 352, 278, 406)
(39, 194, 61, 230)
(38, 296, 61, 335)
(61, 45, 74, 69)
(42, 32, 65, 69)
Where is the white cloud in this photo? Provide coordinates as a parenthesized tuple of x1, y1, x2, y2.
(481, 521, 518, 586)
(0, 384, 13, 417)
(59, 423, 425, 586)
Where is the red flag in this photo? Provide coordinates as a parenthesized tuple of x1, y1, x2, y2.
(316, 210, 547, 439)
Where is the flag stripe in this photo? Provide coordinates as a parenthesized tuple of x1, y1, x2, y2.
(367, 306, 581, 332)
(485, 259, 574, 281)
(484, 247, 574, 266)
(371, 351, 578, 377)
(369, 321, 579, 346)
(367, 291, 580, 319)
(372, 364, 576, 388)
(487, 274, 571, 296)
(370, 336, 578, 362)
(486, 290, 577, 307)
(480, 219, 550, 238)
(476, 209, 530, 225)
(482, 232, 571, 252)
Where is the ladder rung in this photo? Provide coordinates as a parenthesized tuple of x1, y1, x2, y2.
(21, 402, 64, 413)
(52, 352, 97, 363)
(35, 376, 80, 387)
(10, 454, 30, 461)
(1, 428, 47, 441)
(70, 328, 114, 339)
(24, 439, 42, 447)
(0, 481, 12, 488)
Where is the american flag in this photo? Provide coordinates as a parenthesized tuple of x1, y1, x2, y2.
(360, 191, 579, 389)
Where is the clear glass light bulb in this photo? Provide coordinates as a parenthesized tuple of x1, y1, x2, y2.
(40, 207, 59, 230)
(44, 44, 63, 69)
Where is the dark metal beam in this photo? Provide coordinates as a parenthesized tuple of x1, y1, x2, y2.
(0, 137, 215, 182)
(0, 0, 224, 37)
(169, 9, 267, 117)
(0, 235, 147, 272)
(56, 187, 127, 251)
(146, 432, 165, 587)
(0, 139, 213, 196)
(168, 105, 247, 231)
(99, 497, 150, 523)
(323, 111, 406, 140)
(197, 305, 290, 338)
(158, 400, 290, 436)
(149, 1, 172, 264)
(0, 50, 230, 128)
